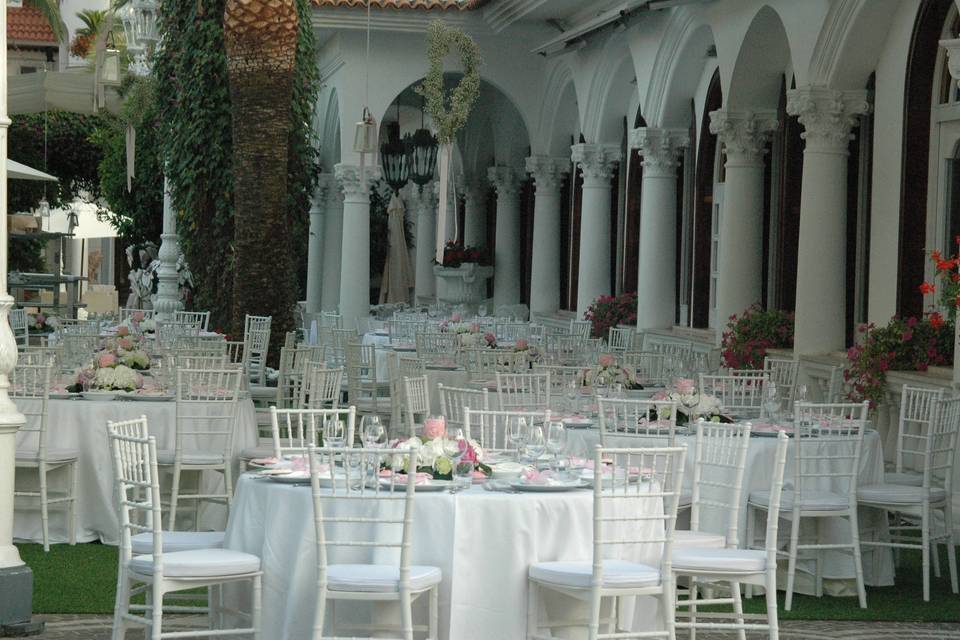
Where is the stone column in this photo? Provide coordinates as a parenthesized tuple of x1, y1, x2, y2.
(319, 174, 341, 312)
(414, 181, 438, 303)
(709, 110, 778, 337)
(571, 143, 621, 317)
(489, 166, 522, 307)
(525, 155, 569, 317)
(335, 164, 379, 330)
(630, 128, 689, 329)
(462, 178, 488, 248)
(788, 87, 870, 355)
(153, 177, 183, 322)
(305, 176, 331, 314)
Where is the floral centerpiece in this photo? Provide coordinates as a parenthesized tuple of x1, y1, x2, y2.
(385, 420, 490, 480)
(121, 311, 157, 334)
(436, 241, 489, 268)
(70, 350, 145, 392)
(720, 304, 794, 370)
(580, 354, 642, 389)
(30, 313, 56, 334)
(652, 378, 728, 425)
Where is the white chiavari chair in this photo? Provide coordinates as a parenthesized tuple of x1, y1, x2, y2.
(387, 353, 425, 433)
(19, 344, 63, 370)
(674, 432, 789, 640)
(14, 359, 76, 551)
(543, 333, 582, 363)
(606, 326, 633, 352)
(496, 371, 551, 411)
(403, 375, 431, 437)
(568, 319, 592, 339)
(858, 395, 960, 601)
(620, 352, 670, 386)
(763, 356, 800, 408)
(174, 354, 230, 371)
(109, 425, 261, 640)
(307, 446, 439, 640)
(171, 340, 229, 360)
(174, 310, 211, 332)
(159, 367, 243, 531)
(527, 445, 687, 640)
(466, 348, 528, 380)
(463, 407, 551, 453)
(60, 331, 100, 369)
(699, 372, 768, 419)
(345, 342, 390, 415)
(886, 385, 943, 486)
(415, 331, 457, 365)
(301, 363, 344, 410)
(156, 321, 201, 352)
(532, 363, 583, 398)
(747, 401, 869, 610)
(496, 321, 530, 342)
(10, 307, 28, 348)
(271, 407, 357, 456)
(244, 314, 272, 386)
(274, 345, 325, 409)
(438, 383, 490, 431)
(387, 318, 422, 345)
(596, 397, 679, 447)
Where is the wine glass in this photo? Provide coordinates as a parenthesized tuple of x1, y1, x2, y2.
(565, 379, 580, 414)
(506, 417, 527, 462)
(323, 417, 346, 449)
(442, 428, 468, 491)
(763, 382, 781, 423)
(796, 383, 808, 404)
(546, 421, 567, 472)
(361, 415, 386, 448)
(524, 425, 546, 465)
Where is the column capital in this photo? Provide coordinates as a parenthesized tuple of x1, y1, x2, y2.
(457, 175, 487, 203)
(487, 166, 521, 197)
(787, 86, 872, 153)
(709, 110, 778, 165)
(571, 143, 621, 185)
(312, 173, 336, 213)
(629, 127, 689, 178)
(334, 163, 380, 200)
(525, 155, 569, 192)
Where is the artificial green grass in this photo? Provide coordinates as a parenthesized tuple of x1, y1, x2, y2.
(16, 542, 960, 622)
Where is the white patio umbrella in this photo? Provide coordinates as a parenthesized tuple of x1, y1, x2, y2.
(7, 159, 57, 182)
(379, 192, 414, 304)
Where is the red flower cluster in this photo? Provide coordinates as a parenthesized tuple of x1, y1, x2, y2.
(438, 241, 489, 268)
(583, 292, 638, 339)
(720, 305, 794, 370)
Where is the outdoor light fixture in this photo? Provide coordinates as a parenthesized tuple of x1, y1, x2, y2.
(406, 99, 438, 187)
(353, 107, 378, 155)
(100, 30, 121, 86)
(380, 105, 409, 193)
(120, 0, 159, 76)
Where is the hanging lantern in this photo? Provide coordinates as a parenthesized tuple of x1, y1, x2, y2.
(406, 128, 438, 187)
(380, 128, 409, 194)
(353, 107, 378, 155)
(129, 0, 160, 46)
(119, 5, 143, 54)
(100, 31, 121, 86)
(37, 197, 50, 218)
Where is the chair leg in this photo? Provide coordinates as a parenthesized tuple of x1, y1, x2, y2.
(945, 502, 959, 595)
(68, 460, 78, 546)
(169, 467, 181, 532)
(252, 574, 262, 640)
(661, 579, 677, 640)
(731, 582, 746, 640)
(313, 586, 327, 640)
(587, 588, 602, 640)
(932, 541, 942, 578)
(848, 510, 866, 609)
(526, 580, 538, 640)
(922, 506, 931, 602)
(785, 514, 801, 611)
(814, 519, 823, 599)
(208, 585, 219, 631)
(111, 570, 130, 640)
(400, 588, 414, 640)
(150, 585, 163, 640)
(765, 571, 779, 640)
(745, 505, 756, 600)
(39, 465, 49, 552)
(429, 585, 439, 640)
(688, 578, 698, 640)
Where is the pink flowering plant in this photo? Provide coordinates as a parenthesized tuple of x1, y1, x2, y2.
(720, 305, 794, 370)
(845, 316, 953, 408)
(30, 313, 55, 333)
(584, 292, 637, 339)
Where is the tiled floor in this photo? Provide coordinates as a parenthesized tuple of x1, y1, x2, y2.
(14, 615, 960, 639)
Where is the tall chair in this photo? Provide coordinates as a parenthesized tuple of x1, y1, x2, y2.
(699, 372, 768, 419)
(244, 314, 272, 386)
(886, 385, 943, 486)
(13, 359, 76, 551)
(403, 375, 431, 437)
(596, 397, 679, 447)
(108, 424, 262, 640)
(174, 310, 211, 332)
(308, 446, 440, 640)
(271, 407, 357, 457)
(495, 371, 551, 411)
(526, 445, 687, 640)
(10, 307, 28, 348)
(463, 407, 551, 453)
(438, 383, 489, 431)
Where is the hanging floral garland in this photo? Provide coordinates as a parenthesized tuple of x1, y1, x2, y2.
(416, 20, 483, 144)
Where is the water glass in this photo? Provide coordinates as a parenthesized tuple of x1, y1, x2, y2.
(763, 382, 780, 422)
(454, 460, 474, 490)
(524, 425, 546, 464)
(323, 418, 346, 448)
(796, 384, 808, 404)
(546, 421, 567, 470)
(507, 417, 526, 460)
(565, 380, 580, 414)
(361, 415, 386, 448)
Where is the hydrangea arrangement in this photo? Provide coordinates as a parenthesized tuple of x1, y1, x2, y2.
(651, 378, 728, 425)
(385, 420, 490, 480)
(30, 313, 55, 334)
(579, 354, 641, 389)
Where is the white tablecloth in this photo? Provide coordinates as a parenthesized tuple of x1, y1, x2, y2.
(14, 397, 258, 545)
(224, 474, 666, 640)
(569, 428, 894, 593)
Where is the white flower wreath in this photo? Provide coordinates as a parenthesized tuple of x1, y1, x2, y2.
(415, 21, 483, 144)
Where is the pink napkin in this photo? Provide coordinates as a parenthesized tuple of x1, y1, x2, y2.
(522, 469, 557, 485)
(379, 470, 432, 485)
(752, 423, 794, 434)
(251, 457, 279, 466)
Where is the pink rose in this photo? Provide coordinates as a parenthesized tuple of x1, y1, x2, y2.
(674, 378, 696, 395)
(461, 442, 478, 463)
(132, 311, 145, 323)
(423, 417, 446, 440)
(117, 326, 130, 337)
(598, 353, 615, 368)
(484, 332, 497, 346)
(118, 338, 133, 350)
(515, 339, 528, 350)
(98, 353, 117, 368)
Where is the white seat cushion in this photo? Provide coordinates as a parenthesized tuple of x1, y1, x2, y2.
(249, 385, 276, 400)
(16, 448, 78, 463)
(529, 560, 661, 589)
(157, 450, 225, 465)
(326, 564, 441, 593)
(129, 549, 260, 578)
(131, 531, 225, 555)
(858, 483, 946, 505)
(673, 530, 726, 550)
(749, 489, 849, 511)
(884, 471, 924, 487)
(673, 548, 767, 574)
(239, 446, 274, 461)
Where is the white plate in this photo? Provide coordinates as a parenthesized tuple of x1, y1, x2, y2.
(509, 479, 590, 492)
(391, 345, 417, 352)
(379, 478, 453, 492)
(267, 473, 311, 483)
(49, 392, 78, 400)
(81, 391, 117, 401)
(426, 364, 460, 371)
(124, 393, 175, 402)
(562, 419, 594, 429)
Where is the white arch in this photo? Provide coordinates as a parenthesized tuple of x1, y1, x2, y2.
(319, 87, 341, 171)
(725, 4, 794, 109)
(580, 32, 638, 144)
(533, 60, 581, 156)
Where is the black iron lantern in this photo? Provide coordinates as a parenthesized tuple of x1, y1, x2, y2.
(405, 128, 438, 187)
(380, 119, 409, 194)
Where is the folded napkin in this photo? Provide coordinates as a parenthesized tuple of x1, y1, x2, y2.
(752, 423, 794, 434)
(379, 470, 433, 485)
(251, 456, 280, 466)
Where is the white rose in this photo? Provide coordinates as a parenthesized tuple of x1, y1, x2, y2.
(94, 367, 116, 389)
(419, 438, 445, 469)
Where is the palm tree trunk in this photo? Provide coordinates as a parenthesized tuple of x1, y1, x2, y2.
(224, 0, 299, 350)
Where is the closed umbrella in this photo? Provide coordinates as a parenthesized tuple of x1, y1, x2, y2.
(379, 193, 414, 304)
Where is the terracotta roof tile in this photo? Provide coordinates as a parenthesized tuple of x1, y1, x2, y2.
(8, 6, 56, 44)
(312, 0, 488, 9)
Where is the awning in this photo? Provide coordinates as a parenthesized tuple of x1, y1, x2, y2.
(8, 159, 57, 181)
(8, 69, 121, 115)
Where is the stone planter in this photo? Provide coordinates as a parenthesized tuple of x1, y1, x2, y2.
(434, 263, 493, 311)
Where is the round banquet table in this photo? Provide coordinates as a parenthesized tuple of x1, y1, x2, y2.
(13, 396, 258, 545)
(567, 427, 895, 595)
(224, 473, 668, 640)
